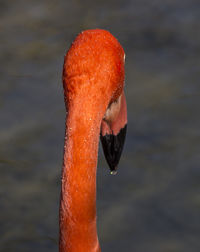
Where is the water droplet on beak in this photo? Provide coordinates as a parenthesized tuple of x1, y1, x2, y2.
(110, 170, 117, 175)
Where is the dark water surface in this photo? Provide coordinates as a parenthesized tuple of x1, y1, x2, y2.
(1, 0, 200, 251)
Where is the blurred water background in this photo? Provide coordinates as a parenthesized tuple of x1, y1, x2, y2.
(0, 0, 200, 251)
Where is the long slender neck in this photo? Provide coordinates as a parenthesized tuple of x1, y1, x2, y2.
(59, 97, 102, 252)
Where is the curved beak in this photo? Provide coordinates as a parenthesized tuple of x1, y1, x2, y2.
(100, 91, 127, 174)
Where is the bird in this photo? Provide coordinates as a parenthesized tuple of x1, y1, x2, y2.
(59, 29, 127, 252)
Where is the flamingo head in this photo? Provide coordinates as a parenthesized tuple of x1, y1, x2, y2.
(63, 29, 127, 174)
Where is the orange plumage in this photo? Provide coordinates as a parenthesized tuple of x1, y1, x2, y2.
(60, 29, 127, 252)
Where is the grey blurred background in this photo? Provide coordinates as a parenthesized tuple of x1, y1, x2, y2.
(0, 0, 200, 251)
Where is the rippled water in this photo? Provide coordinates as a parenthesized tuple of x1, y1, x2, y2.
(1, 0, 200, 251)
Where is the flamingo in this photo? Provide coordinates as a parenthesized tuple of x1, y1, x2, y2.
(59, 29, 127, 252)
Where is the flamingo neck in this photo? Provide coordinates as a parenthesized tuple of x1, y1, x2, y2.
(59, 99, 102, 252)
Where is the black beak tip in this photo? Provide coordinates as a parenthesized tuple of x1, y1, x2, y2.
(100, 124, 127, 174)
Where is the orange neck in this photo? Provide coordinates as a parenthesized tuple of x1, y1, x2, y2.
(59, 97, 103, 252)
